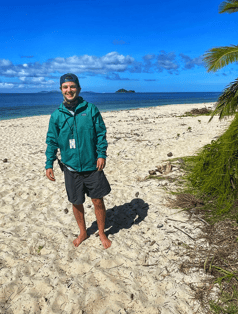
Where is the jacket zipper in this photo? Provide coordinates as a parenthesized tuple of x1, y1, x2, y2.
(74, 113, 82, 171)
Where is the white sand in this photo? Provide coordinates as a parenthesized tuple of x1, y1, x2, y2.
(0, 103, 230, 314)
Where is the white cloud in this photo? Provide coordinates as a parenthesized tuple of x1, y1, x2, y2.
(157, 51, 179, 72)
(0, 52, 135, 84)
(105, 73, 139, 81)
(141, 52, 179, 74)
(19, 76, 55, 85)
(180, 53, 205, 69)
(47, 52, 134, 74)
(0, 51, 206, 89)
(0, 82, 14, 88)
(0, 59, 12, 67)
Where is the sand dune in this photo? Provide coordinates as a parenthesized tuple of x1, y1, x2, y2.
(0, 103, 230, 314)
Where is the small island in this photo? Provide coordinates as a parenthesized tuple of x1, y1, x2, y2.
(115, 89, 135, 93)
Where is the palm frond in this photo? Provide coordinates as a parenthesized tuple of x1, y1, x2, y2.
(219, 0, 238, 13)
(204, 45, 238, 72)
(209, 78, 238, 121)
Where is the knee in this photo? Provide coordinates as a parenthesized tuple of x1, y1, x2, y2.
(92, 198, 103, 207)
(73, 203, 84, 210)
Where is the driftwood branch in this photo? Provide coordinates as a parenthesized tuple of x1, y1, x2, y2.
(173, 226, 196, 241)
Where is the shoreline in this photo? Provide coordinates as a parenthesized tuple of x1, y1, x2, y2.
(0, 101, 216, 122)
(0, 102, 229, 314)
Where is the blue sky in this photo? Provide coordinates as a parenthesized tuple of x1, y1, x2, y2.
(1, 0, 238, 93)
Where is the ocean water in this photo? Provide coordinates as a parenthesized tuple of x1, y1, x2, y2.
(0, 92, 220, 121)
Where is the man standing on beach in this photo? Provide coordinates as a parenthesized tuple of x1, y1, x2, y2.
(45, 73, 111, 249)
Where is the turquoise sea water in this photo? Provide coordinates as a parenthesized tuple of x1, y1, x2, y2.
(0, 92, 220, 121)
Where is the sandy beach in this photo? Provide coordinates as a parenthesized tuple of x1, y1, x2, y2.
(0, 103, 231, 314)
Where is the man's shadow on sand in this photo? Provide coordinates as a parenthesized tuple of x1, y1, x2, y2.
(87, 198, 149, 237)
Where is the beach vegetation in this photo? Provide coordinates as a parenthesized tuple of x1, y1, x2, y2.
(144, 175, 177, 183)
(208, 78, 238, 121)
(186, 0, 238, 217)
(170, 1, 238, 312)
(186, 115, 238, 215)
(219, 0, 238, 13)
(37, 246, 44, 254)
(179, 107, 213, 117)
(204, 45, 238, 72)
(210, 289, 238, 314)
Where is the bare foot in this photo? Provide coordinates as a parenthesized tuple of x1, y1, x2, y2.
(99, 233, 112, 249)
(73, 233, 88, 247)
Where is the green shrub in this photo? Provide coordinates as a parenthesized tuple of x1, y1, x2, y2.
(187, 114, 238, 214)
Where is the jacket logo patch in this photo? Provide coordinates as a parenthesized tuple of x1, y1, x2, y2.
(81, 113, 87, 116)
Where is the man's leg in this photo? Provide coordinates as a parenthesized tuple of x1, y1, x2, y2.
(92, 198, 111, 249)
(72, 204, 88, 247)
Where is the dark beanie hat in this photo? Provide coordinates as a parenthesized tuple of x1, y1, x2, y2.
(60, 73, 80, 87)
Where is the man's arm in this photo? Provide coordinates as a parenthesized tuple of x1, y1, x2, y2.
(97, 158, 106, 171)
(46, 168, 55, 181)
(45, 115, 59, 180)
(93, 109, 108, 163)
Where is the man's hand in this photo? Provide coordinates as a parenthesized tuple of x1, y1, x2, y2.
(46, 168, 55, 181)
(97, 158, 106, 171)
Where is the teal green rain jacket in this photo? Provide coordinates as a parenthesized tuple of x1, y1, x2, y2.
(45, 99, 108, 172)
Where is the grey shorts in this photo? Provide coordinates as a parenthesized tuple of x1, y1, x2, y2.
(63, 166, 111, 205)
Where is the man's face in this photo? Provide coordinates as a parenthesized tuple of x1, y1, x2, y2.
(61, 81, 81, 102)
